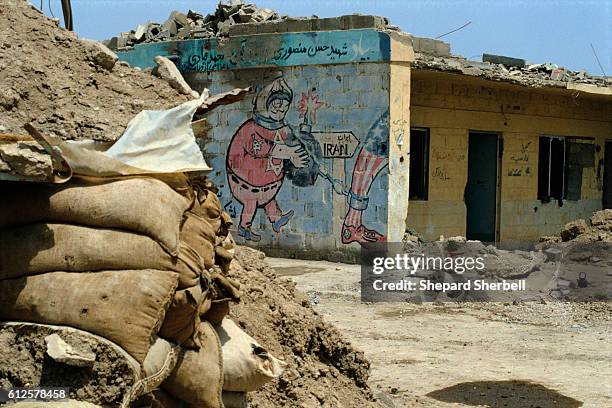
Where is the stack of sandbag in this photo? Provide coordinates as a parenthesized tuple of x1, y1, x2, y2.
(0, 174, 240, 407)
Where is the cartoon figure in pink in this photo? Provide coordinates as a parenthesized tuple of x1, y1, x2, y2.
(226, 76, 308, 242)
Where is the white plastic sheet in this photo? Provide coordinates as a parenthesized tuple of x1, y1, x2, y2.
(59, 95, 210, 177)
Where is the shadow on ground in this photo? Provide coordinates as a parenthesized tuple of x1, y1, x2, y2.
(426, 380, 583, 408)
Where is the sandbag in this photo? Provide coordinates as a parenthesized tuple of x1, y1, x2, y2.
(222, 391, 248, 408)
(125, 337, 181, 404)
(202, 300, 230, 326)
(162, 322, 224, 408)
(181, 211, 217, 270)
(215, 319, 287, 392)
(150, 389, 182, 408)
(0, 178, 191, 255)
(215, 233, 236, 274)
(201, 270, 241, 325)
(160, 285, 204, 347)
(0, 270, 178, 363)
(0, 223, 202, 288)
(150, 390, 248, 408)
(192, 187, 223, 234)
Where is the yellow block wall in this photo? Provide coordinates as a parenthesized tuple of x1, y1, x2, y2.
(407, 70, 612, 243)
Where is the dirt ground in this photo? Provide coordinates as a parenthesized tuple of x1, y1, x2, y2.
(268, 257, 612, 408)
(227, 247, 378, 408)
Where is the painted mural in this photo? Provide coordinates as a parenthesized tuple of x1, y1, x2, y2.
(225, 75, 388, 246)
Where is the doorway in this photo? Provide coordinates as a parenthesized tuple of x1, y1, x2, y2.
(465, 132, 500, 242)
(604, 141, 612, 209)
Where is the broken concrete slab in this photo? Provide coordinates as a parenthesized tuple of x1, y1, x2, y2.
(0, 141, 53, 181)
(45, 333, 97, 367)
(561, 219, 589, 242)
(79, 38, 118, 71)
(152, 55, 198, 97)
(412, 37, 451, 57)
(482, 53, 526, 68)
(134, 23, 147, 41)
(590, 209, 612, 229)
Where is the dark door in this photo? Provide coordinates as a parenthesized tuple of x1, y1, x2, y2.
(465, 132, 499, 242)
(604, 141, 612, 209)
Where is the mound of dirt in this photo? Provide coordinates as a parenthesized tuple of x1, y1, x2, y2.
(0, 1, 189, 142)
(0, 324, 137, 406)
(227, 247, 380, 408)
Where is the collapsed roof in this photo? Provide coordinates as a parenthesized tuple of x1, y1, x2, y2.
(107, 3, 610, 93)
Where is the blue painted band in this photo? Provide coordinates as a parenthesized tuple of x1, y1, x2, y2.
(117, 29, 391, 71)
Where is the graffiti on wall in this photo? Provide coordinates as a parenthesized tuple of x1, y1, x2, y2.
(225, 76, 388, 245)
(170, 30, 385, 73)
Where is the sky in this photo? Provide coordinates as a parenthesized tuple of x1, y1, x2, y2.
(32, 0, 611, 75)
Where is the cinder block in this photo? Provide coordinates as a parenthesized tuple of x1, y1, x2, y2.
(312, 17, 345, 31)
(482, 53, 526, 68)
(332, 64, 359, 76)
(282, 18, 314, 33)
(412, 37, 450, 57)
(228, 23, 260, 37)
(341, 15, 387, 30)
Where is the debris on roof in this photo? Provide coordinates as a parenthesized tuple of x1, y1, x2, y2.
(413, 52, 611, 91)
(106, 2, 285, 49)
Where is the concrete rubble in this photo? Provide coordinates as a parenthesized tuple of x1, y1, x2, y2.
(104, 0, 609, 93)
(79, 38, 118, 71)
(105, 1, 395, 50)
(413, 51, 610, 89)
(542, 209, 612, 243)
(153, 55, 199, 98)
(105, 1, 284, 48)
(45, 333, 97, 368)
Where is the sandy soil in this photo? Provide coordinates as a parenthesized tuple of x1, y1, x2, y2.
(268, 257, 612, 408)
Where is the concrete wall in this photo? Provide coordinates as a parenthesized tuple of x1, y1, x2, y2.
(117, 29, 413, 260)
(190, 63, 390, 260)
(408, 70, 612, 244)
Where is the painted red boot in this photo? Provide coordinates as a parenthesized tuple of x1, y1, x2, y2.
(341, 223, 386, 244)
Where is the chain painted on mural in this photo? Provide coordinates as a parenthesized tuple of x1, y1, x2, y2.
(223, 75, 389, 246)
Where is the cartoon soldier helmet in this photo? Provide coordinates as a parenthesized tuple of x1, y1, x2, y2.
(253, 76, 293, 123)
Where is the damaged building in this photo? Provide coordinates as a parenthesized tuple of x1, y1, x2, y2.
(115, 10, 612, 260)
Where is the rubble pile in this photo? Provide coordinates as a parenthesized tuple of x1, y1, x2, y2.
(541, 209, 612, 243)
(227, 247, 378, 407)
(106, 2, 284, 50)
(414, 53, 611, 88)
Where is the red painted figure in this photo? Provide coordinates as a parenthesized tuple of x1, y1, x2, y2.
(226, 77, 308, 242)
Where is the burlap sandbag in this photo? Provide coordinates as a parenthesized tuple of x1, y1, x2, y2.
(159, 285, 204, 347)
(201, 269, 241, 325)
(215, 233, 235, 274)
(150, 390, 247, 408)
(0, 178, 191, 255)
(123, 336, 181, 405)
(215, 319, 287, 392)
(0, 223, 202, 288)
(0, 270, 178, 363)
(162, 321, 224, 408)
(181, 211, 217, 270)
(191, 187, 223, 236)
(222, 391, 248, 408)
